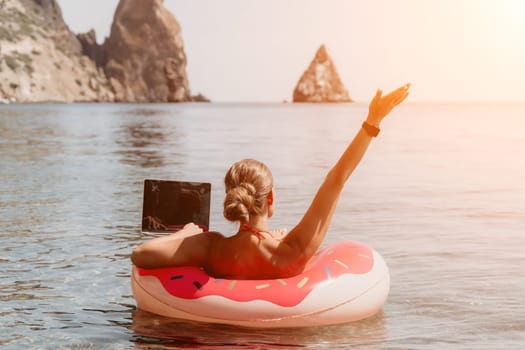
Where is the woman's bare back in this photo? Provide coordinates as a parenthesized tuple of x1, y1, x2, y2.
(205, 231, 301, 279)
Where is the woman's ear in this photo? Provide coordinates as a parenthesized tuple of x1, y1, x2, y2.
(267, 189, 275, 218)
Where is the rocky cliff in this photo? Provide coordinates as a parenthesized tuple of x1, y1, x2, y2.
(0, 0, 114, 103)
(293, 45, 352, 103)
(78, 0, 191, 103)
(0, 0, 195, 103)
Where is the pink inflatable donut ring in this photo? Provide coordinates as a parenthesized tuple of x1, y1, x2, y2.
(132, 240, 390, 328)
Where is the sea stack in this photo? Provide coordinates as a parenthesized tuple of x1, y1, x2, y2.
(88, 0, 192, 102)
(293, 45, 352, 103)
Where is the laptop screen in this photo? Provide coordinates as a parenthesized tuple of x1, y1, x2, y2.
(142, 179, 211, 233)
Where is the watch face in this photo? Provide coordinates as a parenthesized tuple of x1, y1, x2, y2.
(142, 180, 211, 233)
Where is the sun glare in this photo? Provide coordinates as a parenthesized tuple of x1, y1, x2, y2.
(478, 0, 525, 32)
(501, 0, 525, 22)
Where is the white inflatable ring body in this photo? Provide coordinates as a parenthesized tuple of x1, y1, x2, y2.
(132, 241, 390, 328)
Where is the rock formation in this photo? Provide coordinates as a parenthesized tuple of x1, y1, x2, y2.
(293, 45, 352, 103)
(190, 93, 210, 102)
(1, 0, 198, 103)
(79, 0, 191, 103)
(0, 0, 114, 103)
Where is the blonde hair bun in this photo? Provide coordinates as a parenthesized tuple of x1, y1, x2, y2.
(223, 159, 273, 223)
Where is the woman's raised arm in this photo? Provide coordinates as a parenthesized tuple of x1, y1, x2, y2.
(275, 84, 410, 271)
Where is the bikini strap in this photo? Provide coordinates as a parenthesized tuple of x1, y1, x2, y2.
(239, 223, 266, 240)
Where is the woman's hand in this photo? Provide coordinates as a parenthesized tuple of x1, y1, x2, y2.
(181, 222, 203, 236)
(269, 228, 288, 240)
(366, 83, 410, 127)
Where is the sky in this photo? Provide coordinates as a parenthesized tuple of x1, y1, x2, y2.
(57, 0, 525, 103)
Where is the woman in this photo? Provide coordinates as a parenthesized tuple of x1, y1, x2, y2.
(131, 83, 410, 279)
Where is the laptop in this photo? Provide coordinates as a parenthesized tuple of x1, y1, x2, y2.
(141, 179, 211, 235)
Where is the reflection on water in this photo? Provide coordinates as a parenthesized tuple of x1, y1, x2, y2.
(0, 102, 524, 349)
(131, 309, 387, 349)
(112, 107, 188, 168)
(115, 121, 169, 168)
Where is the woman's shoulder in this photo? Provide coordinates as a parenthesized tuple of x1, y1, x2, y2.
(204, 231, 225, 239)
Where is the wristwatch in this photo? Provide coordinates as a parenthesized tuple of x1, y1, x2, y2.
(362, 122, 380, 137)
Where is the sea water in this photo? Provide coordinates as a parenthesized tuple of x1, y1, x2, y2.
(0, 102, 524, 349)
